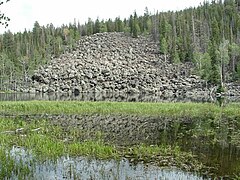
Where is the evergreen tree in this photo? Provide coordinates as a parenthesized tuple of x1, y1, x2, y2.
(143, 7, 151, 34)
(94, 18, 101, 33)
(1, 0, 240, 87)
(211, 18, 221, 45)
(201, 53, 212, 83)
(106, 19, 115, 32)
(100, 20, 107, 33)
(172, 50, 181, 64)
(132, 12, 140, 38)
(86, 18, 93, 35)
(115, 17, 124, 32)
(208, 41, 220, 85)
(229, 43, 240, 75)
(32, 21, 41, 50)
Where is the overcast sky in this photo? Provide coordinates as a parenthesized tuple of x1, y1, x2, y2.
(0, 0, 209, 34)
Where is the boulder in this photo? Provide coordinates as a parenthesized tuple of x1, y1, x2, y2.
(30, 32, 211, 96)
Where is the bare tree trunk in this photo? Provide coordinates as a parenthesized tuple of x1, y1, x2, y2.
(232, 56, 236, 73)
(0, 76, 2, 91)
(192, 11, 196, 52)
(220, 63, 223, 87)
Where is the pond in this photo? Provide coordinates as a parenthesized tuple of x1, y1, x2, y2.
(1, 113, 239, 179)
(0, 95, 240, 179)
(1, 92, 240, 102)
(10, 147, 203, 180)
(158, 118, 240, 178)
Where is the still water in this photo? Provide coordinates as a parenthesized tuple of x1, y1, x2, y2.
(10, 147, 203, 180)
(1, 92, 239, 102)
(1, 92, 240, 179)
(5, 114, 240, 179)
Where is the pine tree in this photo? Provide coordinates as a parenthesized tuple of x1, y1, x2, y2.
(143, 7, 151, 34)
(201, 53, 212, 83)
(32, 21, 41, 50)
(115, 17, 124, 32)
(229, 43, 240, 75)
(132, 11, 140, 38)
(86, 18, 93, 35)
(106, 19, 115, 32)
(172, 50, 181, 64)
(94, 18, 101, 34)
(100, 20, 107, 33)
(2, 0, 240, 86)
(208, 41, 220, 85)
(211, 18, 221, 45)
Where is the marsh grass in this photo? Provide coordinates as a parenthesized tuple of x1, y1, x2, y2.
(0, 118, 116, 159)
(124, 144, 203, 171)
(0, 101, 230, 118)
(0, 147, 31, 179)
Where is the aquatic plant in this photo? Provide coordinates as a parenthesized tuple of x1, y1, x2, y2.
(0, 147, 31, 179)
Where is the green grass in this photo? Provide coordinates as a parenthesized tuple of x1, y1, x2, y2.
(1, 101, 239, 118)
(0, 118, 116, 160)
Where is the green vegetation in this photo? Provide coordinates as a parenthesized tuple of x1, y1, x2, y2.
(0, 118, 117, 160)
(0, 147, 30, 179)
(1, 0, 240, 90)
(0, 101, 240, 118)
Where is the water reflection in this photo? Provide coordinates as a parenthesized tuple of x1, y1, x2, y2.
(1, 92, 240, 102)
(8, 113, 240, 178)
(10, 147, 203, 180)
(159, 118, 240, 178)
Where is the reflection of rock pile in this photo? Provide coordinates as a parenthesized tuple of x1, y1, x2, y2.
(31, 32, 206, 96)
(8, 114, 173, 145)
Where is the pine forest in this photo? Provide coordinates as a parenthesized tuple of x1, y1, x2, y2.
(1, 0, 240, 90)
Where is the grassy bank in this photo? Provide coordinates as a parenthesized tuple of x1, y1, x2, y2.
(1, 101, 240, 118)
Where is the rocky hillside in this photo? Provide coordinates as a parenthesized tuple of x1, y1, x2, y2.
(30, 32, 211, 97)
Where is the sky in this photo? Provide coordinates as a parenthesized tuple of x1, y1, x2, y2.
(0, 0, 209, 34)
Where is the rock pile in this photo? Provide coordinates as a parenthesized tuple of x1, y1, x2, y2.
(30, 32, 207, 96)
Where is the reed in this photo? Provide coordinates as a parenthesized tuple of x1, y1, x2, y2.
(1, 101, 239, 118)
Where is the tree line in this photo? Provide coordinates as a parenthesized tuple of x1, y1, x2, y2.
(1, 0, 240, 90)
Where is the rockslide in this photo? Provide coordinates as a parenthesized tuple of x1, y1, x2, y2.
(29, 32, 240, 97)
